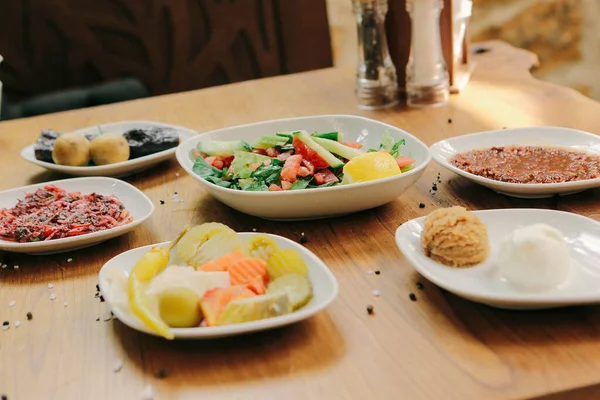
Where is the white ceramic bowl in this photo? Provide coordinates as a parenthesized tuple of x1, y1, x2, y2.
(176, 115, 431, 220)
(21, 120, 198, 177)
(430, 126, 600, 198)
(99, 233, 339, 339)
(0, 177, 154, 254)
(396, 209, 600, 309)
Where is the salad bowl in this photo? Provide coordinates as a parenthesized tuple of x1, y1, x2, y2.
(176, 114, 431, 220)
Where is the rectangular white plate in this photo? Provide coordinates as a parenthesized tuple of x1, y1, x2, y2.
(21, 120, 198, 177)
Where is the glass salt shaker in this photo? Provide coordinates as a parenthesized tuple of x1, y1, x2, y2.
(405, 0, 449, 107)
(352, 0, 399, 110)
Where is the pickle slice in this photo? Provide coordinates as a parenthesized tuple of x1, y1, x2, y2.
(216, 292, 292, 325)
(266, 274, 313, 310)
(243, 235, 280, 261)
(176, 223, 239, 267)
(266, 249, 309, 280)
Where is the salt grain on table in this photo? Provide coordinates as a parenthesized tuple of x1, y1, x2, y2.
(1, 264, 6, 269)
(67, 258, 73, 263)
(13, 265, 19, 269)
(140, 384, 154, 400)
(9, 300, 16, 307)
(113, 360, 123, 373)
(175, 172, 180, 177)
(64, 302, 68, 307)
(48, 284, 54, 289)
(2, 325, 8, 331)
(372, 290, 380, 297)
(50, 294, 57, 300)
(14, 321, 21, 328)
(367, 270, 374, 275)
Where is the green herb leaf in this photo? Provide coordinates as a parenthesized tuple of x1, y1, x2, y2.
(246, 180, 269, 191)
(242, 141, 253, 151)
(192, 157, 223, 179)
(390, 139, 406, 158)
(252, 162, 282, 186)
(291, 178, 312, 190)
(204, 176, 234, 188)
(380, 130, 395, 152)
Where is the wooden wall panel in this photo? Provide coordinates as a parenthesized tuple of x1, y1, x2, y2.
(0, 0, 333, 101)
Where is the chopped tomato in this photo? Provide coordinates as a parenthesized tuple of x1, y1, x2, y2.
(342, 141, 363, 149)
(281, 181, 293, 190)
(314, 169, 339, 185)
(266, 148, 281, 157)
(250, 159, 271, 171)
(281, 154, 303, 182)
(396, 156, 416, 168)
(268, 184, 284, 191)
(293, 136, 329, 169)
(252, 149, 268, 155)
(221, 155, 234, 168)
(205, 156, 224, 170)
(277, 152, 292, 161)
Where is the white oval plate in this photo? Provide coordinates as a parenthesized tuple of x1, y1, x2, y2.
(176, 114, 431, 220)
(0, 177, 154, 254)
(21, 121, 198, 177)
(430, 126, 600, 198)
(395, 209, 600, 309)
(98, 233, 339, 339)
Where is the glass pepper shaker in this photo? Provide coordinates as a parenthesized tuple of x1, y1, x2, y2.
(405, 0, 449, 107)
(352, 0, 399, 110)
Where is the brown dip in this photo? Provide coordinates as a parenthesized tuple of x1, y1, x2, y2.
(450, 145, 600, 184)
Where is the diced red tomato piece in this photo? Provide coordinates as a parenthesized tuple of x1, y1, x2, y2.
(281, 154, 303, 182)
(314, 169, 339, 185)
(205, 156, 224, 170)
(252, 149, 268, 155)
(266, 148, 281, 157)
(292, 136, 329, 169)
(342, 141, 363, 149)
(221, 156, 234, 168)
(396, 156, 416, 168)
(277, 152, 292, 161)
(281, 181, 293, 190)
(269, 184, 284, 191)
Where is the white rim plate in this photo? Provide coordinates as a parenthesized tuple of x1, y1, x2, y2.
(430, 126, 600, 198)
(98, 233, 339, 339)
(395, 209, 600, 309)
(21, 121, 198, 177)
(0, 177, 154, 254)
(176, 114, 431, 220)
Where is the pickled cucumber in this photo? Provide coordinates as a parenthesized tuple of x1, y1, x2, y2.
(266, 249, 309, 280)
(266, 274, 312, 310)
(157, 287, 202, 328)
(176, 223, 240, 267)
(216, 292, 292, 325)
(243, 235, 280, 261)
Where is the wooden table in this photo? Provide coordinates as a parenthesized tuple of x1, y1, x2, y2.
(2, 41, 600, 400)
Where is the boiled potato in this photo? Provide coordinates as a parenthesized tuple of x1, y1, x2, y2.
(157, 287, 202, 328)
(52, 133, 91, 166)
(90, 133, 130, 165)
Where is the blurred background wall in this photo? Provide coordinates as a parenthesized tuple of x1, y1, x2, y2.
(327, 0, 600, 100)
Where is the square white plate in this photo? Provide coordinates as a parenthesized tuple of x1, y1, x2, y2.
(0, 177, 154, 254)
(395, 209, 600, 309)
(98, 233, 339, 339)
(176, 114, 431, 220)
(430, 126, 600, 198)
(21, 121, 198, 177)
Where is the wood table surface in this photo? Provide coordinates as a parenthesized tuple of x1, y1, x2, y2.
(2, 41, 600, 400)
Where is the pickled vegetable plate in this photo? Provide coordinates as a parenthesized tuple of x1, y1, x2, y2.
(98, 232, 338, 339)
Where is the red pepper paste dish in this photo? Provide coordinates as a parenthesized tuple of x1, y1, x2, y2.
(0, 185, 133, 243)
(449, 145, 600, 184)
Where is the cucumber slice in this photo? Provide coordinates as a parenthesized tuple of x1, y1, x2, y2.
(312, 132, 344, 141)
(251, 135, 288, 150)
(197, 140, 250, 157)
(294, 131, 344, 168)
(313, 137, 364, 160)
(275, 132, 294, 143)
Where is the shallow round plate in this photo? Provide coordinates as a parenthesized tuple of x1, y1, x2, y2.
(21, 121, 198, 177)
(0, 177, 154, 254)
(430, 126, 600, 198)
(176, 114, 431, 220)
(395, 209, 600, 309)
(98, 233, 339, 339)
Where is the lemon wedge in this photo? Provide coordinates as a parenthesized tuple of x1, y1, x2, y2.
(342, 152, 401, 184)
